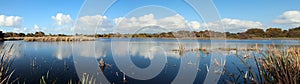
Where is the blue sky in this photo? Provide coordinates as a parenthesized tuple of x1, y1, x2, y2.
(0, 0, 300, 34)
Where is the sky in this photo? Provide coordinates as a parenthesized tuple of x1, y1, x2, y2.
(0, 0, 300, 34)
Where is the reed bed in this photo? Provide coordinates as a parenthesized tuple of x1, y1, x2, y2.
(0, 43, 16, 84)
(23, 37, 95, 42)
(223, 46, 300, 84)
(258, 46, 300, 83)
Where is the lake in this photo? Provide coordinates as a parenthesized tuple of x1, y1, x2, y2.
(2, 38, 300, 84)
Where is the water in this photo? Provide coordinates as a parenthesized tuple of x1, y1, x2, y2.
(2, 38, 300, 83)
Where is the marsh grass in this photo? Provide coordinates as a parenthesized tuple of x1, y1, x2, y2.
(0, 43, 16, 84)
(81, 73, 96, 84)
(223, 51, 261, 84)
(224, 45, 300, 84)
(258, 46, 300, 83)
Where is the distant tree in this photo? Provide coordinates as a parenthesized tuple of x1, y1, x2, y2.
(245, 28, 265, 37)
(58, 34, 66, 36)
(226, 32, 238, 38)
(0, 31, 3, 41)
(19, 33, 26, 37)
(27, 33, 35, 37)
(4, 32, 13, 37)
(280, 30, 288, 37)
(266, 28, 282, 37)
(35, 31, 45, 37)
(287, 27, 300, 37)
(238, 33, 249, 39)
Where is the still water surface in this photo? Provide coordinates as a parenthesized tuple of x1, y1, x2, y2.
(2, 38, 300, 83)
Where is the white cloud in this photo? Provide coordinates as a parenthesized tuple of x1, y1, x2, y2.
(113, 14, 201, 33)
(0, 15, 23, 27)
(51, 13, 72, 25)
(188, 21, 201, 30)
(12, 27, 27, 33)
(157, 14, 187, 28)
(33, 24, 39, 30)
(74, 15, 112, 34)
(273, 11, 300, 26)
(203, 18, 263, 32)
(12, 24, 45, 33)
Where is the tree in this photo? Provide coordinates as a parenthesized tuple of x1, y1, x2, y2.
(245, 28, 265, 37)
(19, 33, 25, 37)
(35, 31, 45, 37)
(287, 27, 300, 37)
(4, 32, 13, 37)
(27, 33, 34, 37)
(266, 28, 282, 37)
(238, 33, 249, 39)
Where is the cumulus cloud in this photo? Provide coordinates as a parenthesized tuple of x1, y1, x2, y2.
(12, 28, 27, 33)
(33, 24, 39, 30)
(203, 18, 263, 32)
(157, 14, 187, 28)
(188, 21, 201, 30)
(74, 15, 112, 34)
(114, 14, 200, 33)
(12, 24, 46, 33)
(114, 14, 156, 29)
(273, 11, 300, 26)
(51, 13, 72, 25)
(0, 15, 23, 27)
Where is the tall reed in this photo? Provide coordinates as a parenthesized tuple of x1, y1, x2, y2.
(0, 43, 16, 84)
(258, 46, 300, 83)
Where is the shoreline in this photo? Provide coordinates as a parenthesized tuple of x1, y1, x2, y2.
(4, 36, 95, 42)
(3, 37, 300, 41)
(97, 37, 300, 40)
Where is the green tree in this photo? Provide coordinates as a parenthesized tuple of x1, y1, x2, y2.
(245, 28, 265, 37)
(35, 31, 45, 37)
(287, 27, 300, 37)
(266, 28, 282, 37)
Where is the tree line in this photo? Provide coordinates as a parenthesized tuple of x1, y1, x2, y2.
(96, 26, 300, 39)
(1, 32, 68, 37)
(1, 26, 300, 39)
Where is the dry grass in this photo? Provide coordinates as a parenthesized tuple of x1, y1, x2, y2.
(258, 46, 300, 83)
(0, 43, 16, 84)
(223, 45, 300, 84)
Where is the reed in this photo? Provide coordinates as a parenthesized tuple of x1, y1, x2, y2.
(0, 43, 16, 84)
(81, 73, 96, 84)
(224, 46, 300, 83)
(258, 46, 300, 83)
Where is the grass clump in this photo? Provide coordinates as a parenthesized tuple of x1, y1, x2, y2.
(258, 47, 300, 83)
(0, 43, 16, 84)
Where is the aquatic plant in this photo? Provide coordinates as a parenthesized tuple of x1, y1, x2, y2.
(258, 46, 300, 83)
(0, 43, 16, 84)
(81, 73, 96, 84)
(224, 45, 300, 84)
